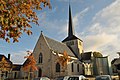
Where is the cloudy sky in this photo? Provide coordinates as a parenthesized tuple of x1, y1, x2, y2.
(0, 0, 120, 64)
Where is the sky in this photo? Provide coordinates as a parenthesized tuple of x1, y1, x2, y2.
(0, 0, 120, 64)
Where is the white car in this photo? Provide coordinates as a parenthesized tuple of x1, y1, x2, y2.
(95, 75, 112, 80)
(34, 77, 50, 80)
(63, 75, 87, 80)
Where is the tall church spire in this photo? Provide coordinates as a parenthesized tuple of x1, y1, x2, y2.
(68, 4, 74, 37)
(62, 2, 83, 60)
(62, 3, 82, 42)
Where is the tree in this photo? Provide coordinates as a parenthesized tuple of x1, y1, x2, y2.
(22, 51, 37, 80)
(0, 0, 51, 43)
(57, 51, 70, 71)
(93, 51, 103, 57)
(0, 56, 12, 80)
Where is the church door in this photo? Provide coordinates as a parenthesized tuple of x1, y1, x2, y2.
(38, 68, 42, 77)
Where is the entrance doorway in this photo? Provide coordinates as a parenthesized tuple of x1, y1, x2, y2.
(38, 68, 42, 77)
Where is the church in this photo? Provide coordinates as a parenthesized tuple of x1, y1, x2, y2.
(32, 5, 84, 79)
(30, 5, 110, 79)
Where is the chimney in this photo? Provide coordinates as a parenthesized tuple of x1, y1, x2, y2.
(8, 54, 10, 60)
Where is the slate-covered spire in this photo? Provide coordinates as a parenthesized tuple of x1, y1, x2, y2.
(62, 4, 82, 42)
(68, 4, 74, 37)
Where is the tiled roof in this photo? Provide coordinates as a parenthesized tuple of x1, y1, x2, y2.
(68, 46, 81, 60)
(114, 58, 120, 65)
(62, 35, 82, 42)
(0, 54, 12, 64)
(111, 58, 118, 64)
(45, 36, 75, 57)
(0, 54, 12, 68)
(81, 52, 92, 60)
(12, 64, 22, 71)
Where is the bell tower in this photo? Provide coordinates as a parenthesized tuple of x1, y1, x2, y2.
(62, 4, 84, 60)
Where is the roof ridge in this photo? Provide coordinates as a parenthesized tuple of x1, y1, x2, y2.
(0, 54, 4, 56)
(62, 35, 83, 42)
(45, 36, 66, 46)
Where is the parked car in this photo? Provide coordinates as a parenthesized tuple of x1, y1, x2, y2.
(56, 76, 65, 80)
(34, 77, 50, 80)
(63, 75, 87, 80)
(95, 75, 112, 80)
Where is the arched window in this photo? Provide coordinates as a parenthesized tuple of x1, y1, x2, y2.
(39, 53, 42, 63)
(77, 64, 79, 72)
(71, 63, 74, 72)
(56, 63, 60, 72)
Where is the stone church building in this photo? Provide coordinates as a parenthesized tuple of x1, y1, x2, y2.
(32, 5, 84, 79)
(0, 4, 110, 79)
(29, 5, 110, 79)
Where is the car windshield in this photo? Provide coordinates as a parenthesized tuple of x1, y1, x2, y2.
(57, 77, 64, 80)
(68, 77, 79, 80)
(40, 77, 49, 80)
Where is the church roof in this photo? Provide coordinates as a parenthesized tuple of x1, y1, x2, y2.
(62, 35, 83, 42)
(67, 46, 81, 60)
(114, 58, 120, 65)
(12, 64, 22, 71)
(111, 58, 118, 64)
(81, 52, 92, 61)
(44, 36, 75, 57)
(81, 52, 108, 61)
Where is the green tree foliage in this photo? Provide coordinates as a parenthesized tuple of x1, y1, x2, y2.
(93, 51, 103, 57)
(0, 0, 51, 43)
